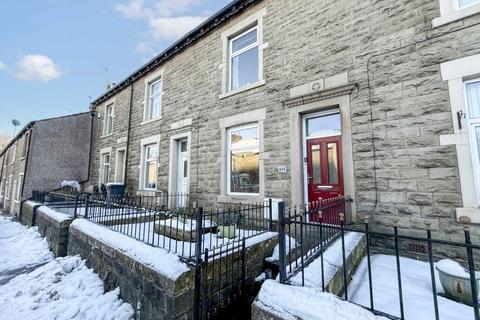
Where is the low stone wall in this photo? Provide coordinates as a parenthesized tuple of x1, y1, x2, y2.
(36, 207, 73, 257)
(20, 201, 41, 227)
(68, 220, 278, 320)
(251, 234, 366, 320)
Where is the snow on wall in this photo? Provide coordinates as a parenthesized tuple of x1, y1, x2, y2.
(38, 206, 73, 222)
(255, 280, 387, 320)
(70, 219, 190, 280)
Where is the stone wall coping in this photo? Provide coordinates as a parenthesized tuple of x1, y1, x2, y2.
(37, 206, 73, 225)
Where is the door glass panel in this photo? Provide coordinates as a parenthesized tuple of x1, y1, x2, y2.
(311, 145, 321, 184)
(183, 160, 188, 178)
(307, 113, 341, 137)
(327, 143, 338, 184)
(476, 126, 480, 164)
(466, 81, 480, 119)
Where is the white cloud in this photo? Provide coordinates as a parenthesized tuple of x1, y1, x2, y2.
(115, 0, 207, 54)
(15, 54, 62, 82)
(0, 61, 6, 71)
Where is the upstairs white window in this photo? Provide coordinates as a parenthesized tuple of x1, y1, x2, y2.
(142, 144, 158, 190)
(21, 133, 29, 158)
(100, 153, 111, 185)
(17, 173, 23, 201)
(455, 0, 480, 9)
(465, 79, 480, 204)
(103, 104, 114, 136)
(146, 78, 162, 121)
(229, 26, 259, 91)
(227, 124, 260, 195)
(10, 143, 16, 163)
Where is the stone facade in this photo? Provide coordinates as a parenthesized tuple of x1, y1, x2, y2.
(0, 112, 92, 216)
(87, 0, 480, 241)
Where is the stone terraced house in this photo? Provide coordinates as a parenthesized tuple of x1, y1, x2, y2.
(87, 0, 480, 241)
(0, 113, 92, 216)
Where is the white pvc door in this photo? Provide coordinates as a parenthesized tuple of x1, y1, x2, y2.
(176, 139, 189, 207)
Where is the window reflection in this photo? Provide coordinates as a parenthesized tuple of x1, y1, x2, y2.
(306, 113, 341, 137)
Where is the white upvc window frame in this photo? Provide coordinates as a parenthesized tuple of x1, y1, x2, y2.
(0, 178, 4, 198)
(146, 78, 162, 121)
(103, 103, 114, 136)
(139, 135, 161, 191)
(10, 143, 16, 164)
(220, 8, 267, 99)
(433, 0, 480, 27)
(21, 132, 29, 159)
(100, 152, 111, 185)
(5, 175, 12, 200)
(142, 69, 164, 125)
(454, 0, 480, 9)
(227, 123, 260, 196)
(143, 144, 158, 191)
(17, 173, 23, 201)
(228, 26, 260, 92)
(464, 78, 480, 205)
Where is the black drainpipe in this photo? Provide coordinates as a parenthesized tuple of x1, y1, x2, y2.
(86, 109, 95, 183)
(123, 84, 134, 188)
(19, 128, 33, 200)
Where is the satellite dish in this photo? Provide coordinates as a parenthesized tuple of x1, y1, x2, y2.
(12, 119, 20, 126)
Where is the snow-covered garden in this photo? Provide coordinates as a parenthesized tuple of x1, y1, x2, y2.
(0, 216, 134, 320)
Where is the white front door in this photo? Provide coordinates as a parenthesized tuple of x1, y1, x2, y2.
(176, 139, 189, 207)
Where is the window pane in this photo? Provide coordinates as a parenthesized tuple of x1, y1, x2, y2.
(149, 95, 161, 119)
(458, 0, 480, 8)
(466, 81, 480, 119)
(231, 46, 259, 91)
(230, 126, 258, 149)
(180, 141, 188, 152)
(146, 145, 158, 160)
(145, 162, 157, 189)
(183, 160, 188, 178)
(230, 150, 259, 193)
(232, 28, 257, 53)
(311, 145, 321, 184)
(307, 113, 341, 137)
(327, 143, 339, 184)
(150, 81, 162, 96)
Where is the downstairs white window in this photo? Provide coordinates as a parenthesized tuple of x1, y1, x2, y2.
(227, 124, 260, 195)
(142, 144, 158, 190)
(465, 79, 480, 205)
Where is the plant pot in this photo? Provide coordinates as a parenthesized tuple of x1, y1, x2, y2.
(218, 224, 237, 239)
(436, 260, 480, 306)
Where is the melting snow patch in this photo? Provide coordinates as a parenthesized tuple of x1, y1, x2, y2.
(71, 219, 190, 279)
(256, 280, 387, 320)
(61, 180, 81, 192)
(0, 256, 133, 320)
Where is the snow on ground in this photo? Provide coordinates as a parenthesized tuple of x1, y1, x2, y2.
(71, 219, 190, 279)
(114, 220, 273, 258)
(256, 280, 387, 320)
(0, 256, 134, 320)
(348, 254, 475, 320)
(0, 216, 53, 275)
(289, 232, 363, 287)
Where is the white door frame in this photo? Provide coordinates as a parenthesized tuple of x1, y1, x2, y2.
(168, 132, 191, 199)
(114, 147, 127, 183)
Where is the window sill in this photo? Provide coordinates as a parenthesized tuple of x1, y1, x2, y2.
(456, 207, 480, 224)
(432, 3, 480, 28)
(141, 117, 161, 126)
(217, 194, 264, 203)
(101, 133, 113, 139)
(219, 79, 266, 100)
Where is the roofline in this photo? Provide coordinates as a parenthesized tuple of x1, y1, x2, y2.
(91, 0, 261, 106)
(0, 111, 92, 157)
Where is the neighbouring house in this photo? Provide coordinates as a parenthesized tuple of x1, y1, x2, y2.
(0, 112, 93, 216)
(86, 0, 480, 241)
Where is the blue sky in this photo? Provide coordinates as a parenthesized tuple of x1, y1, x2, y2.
(0, 0, 231, 134)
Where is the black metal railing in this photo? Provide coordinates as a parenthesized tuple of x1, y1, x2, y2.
(277, 199, 480, 320)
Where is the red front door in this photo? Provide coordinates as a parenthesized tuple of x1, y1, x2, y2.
(306, 136, 344, 222)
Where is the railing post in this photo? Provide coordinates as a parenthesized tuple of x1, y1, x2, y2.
(268, 198, 273, 231)
(194, 207, 204, 320)
(73, 193, 79, 219)
(84, 194, 90, 219)
(460, 216, 480, 320)
(278, 201, 287, 284)
(340, 212, 348, 300)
